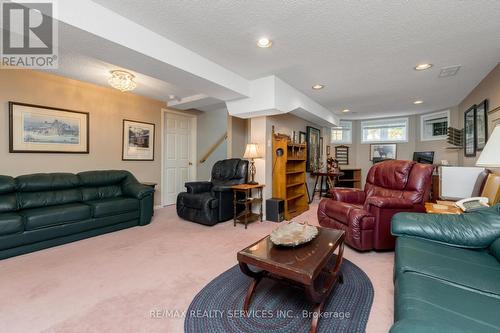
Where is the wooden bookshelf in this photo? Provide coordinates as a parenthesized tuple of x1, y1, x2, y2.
(336, 168, 362, 188)
(272, 134, 309, 220)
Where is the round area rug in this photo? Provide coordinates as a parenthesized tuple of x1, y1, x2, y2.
(185, 258, 373, 333)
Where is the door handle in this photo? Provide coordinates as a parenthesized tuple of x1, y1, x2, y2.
(189, 162, 193, 166)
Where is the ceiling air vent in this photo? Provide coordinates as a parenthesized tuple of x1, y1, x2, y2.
(439, 65, 461, 78)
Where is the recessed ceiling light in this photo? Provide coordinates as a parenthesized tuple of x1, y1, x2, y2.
(413, 100, 424, 105)
(312, 84, 325, 90)
(257, 37, 272, 48)
(342, 109, 350, 113)
(414, 63, 433, 71)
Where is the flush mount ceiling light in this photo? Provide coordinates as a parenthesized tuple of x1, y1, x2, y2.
(414, 63, 433, 71)
(257, 37, 272, 48)
(342, 109, 350, 113)
(108, 70, 137, 92)
(413, 100, 424, 105)
(312, 84, 325, 90)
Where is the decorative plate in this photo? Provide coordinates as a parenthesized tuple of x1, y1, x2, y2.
(270, 221, 319, 247)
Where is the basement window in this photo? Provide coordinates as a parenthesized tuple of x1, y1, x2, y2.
(331, 121, 352, 144)
(421, 110, 450, 141)
(361, 117, 408, 143)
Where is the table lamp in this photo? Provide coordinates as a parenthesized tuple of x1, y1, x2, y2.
(476, 124, 500, 167)
(243, 143, 262, 185)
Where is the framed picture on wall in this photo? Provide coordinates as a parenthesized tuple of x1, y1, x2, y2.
(306, 126, 320, 172)
(476, 99, 488, 151)
(320, 137, 324, 158)
(464, 105, 476, 157)
(335, 145, 349, 165)
(299, 131, 306, 144)
(122, 119, 155, 161)
(9, 102, 89, 153)
(370, 143, 397, 161)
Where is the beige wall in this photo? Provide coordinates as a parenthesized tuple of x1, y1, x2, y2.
(228, 115, 248, 159)
(0, 70, 166, 205)
(196, 107, 228, 180)
(458, 63, 500, 167)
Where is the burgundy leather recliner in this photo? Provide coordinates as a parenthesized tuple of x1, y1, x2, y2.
(318, 160, 434, 251)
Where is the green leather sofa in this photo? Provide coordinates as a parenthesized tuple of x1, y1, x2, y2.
(390, 204, 500, 332)
(0, 170, 154, 260)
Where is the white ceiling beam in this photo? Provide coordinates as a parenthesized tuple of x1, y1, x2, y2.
(226, 76, 339, 127)
(53, 0, 250, 100)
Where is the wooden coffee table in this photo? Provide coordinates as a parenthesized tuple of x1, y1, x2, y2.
(237, 227, 345, 333)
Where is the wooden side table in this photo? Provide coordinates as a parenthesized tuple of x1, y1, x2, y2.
(309, 171, 343, 203)
(425, 201, 463, 214)
(232, 184, 264, 229)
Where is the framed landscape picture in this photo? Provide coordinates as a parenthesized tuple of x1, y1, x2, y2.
(122, 119, 155, 161)
(306, 126, 320, 172)
(464, 105, 476, 157)
(475, 99, 488, 151)
(299, 131, 306, 144)
(370, 143, 397, 161)
(9, 102, 89, 153)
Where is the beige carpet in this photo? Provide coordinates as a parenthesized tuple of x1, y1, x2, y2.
(0, 202, 394, 333)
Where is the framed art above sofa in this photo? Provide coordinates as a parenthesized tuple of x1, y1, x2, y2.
(9, 102, 89, 153)
(122, 119, 155, 161)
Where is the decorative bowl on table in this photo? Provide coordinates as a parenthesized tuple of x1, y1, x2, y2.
(270, 221, 319, 247)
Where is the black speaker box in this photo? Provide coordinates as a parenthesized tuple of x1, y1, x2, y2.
(266, 198, 284, 222)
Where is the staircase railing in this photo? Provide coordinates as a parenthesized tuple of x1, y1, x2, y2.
(199, 132, 228, 164)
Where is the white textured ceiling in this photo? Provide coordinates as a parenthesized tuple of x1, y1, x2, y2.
(92, 0, 500, 118)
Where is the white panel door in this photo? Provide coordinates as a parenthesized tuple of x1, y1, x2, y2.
(165, 113, 193, 205)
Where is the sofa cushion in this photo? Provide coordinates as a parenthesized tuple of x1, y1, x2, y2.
(85, 197, 139, 217)
(395, 237, 500, 296)
(324, 202, 362, 224)
(490, 237, 500, 262)
(78, 170, 130, 187)
(366, 160, 414, 191)
(395, 273, 500, 332)
(0, 213, 24, 236)
(16, 173, 79, 192)
(21, 203, 91, 230)
(0, 175, 16, 194)
(0, 194, 17, 213)
(178, 192, 218, 210)
(18, 189, 82, 209)
(0, 176, 17, 213)
(81, 185, 123, 201)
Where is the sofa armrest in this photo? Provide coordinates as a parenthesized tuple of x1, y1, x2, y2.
(365, 196, 414, 209)
(185, 181, 213, 194)
(391, 205, 500, 248)
(122, 182, 154, 199)
(330, 188, 366, 204)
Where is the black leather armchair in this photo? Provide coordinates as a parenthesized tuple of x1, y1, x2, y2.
(176, 158, 249, 226)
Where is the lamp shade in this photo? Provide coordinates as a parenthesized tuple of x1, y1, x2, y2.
(476, 124, 500, 167)
(243, 143, 262, 159)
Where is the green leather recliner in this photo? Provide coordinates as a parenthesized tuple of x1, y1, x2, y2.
(0, 170, 154, 260)
(390, 205, 500, 332)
